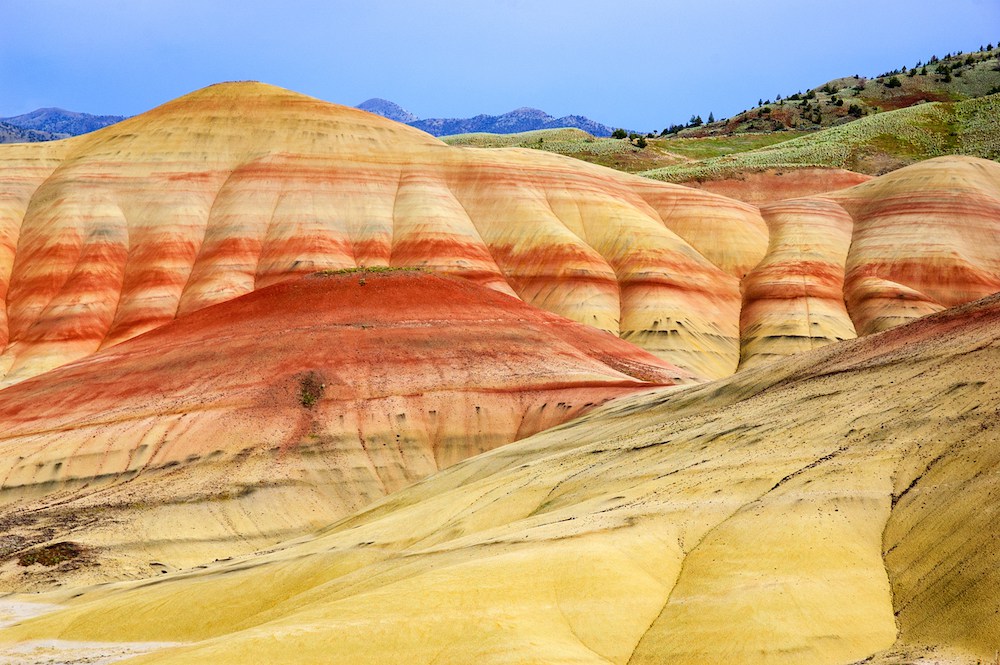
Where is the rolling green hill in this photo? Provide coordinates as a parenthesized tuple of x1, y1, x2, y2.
(441, 46, 1000, 182)
(672, 45, 1000, 138)
(443, 127, 688, 172)
(641, 93, 1000, 181)
(440, 93, 1000, 180)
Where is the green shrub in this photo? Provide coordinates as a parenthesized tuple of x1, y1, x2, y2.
(298, 372, 326, 409)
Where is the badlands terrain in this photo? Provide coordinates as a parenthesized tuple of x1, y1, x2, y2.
(0, 82, 996, 663)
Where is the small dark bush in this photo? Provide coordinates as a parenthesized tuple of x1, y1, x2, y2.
(298, 372, 326, 409)
(18, 542, 83, 567)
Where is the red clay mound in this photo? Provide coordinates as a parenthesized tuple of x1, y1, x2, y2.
(0, 270, 686, 582)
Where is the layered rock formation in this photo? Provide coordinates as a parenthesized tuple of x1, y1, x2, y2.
(0, 82, 767, 384)
(0, 269, 684, 583)
(1, 83, 999, 387)
(828, 155, 1000, 334)
(0, 81, 999, 664)
(738, 197, 858, 369)
(737, 155, 1000, 369)
(5, 292, 998, 664)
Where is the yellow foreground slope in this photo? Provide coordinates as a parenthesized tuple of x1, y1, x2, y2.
(3, 293, 998, 664)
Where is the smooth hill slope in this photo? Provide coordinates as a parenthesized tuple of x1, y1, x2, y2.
(0, 269, 685, 587)
(1, 82, 999, 385)
(4, 290, 999, 664)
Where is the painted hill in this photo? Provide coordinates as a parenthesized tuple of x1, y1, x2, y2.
(4, 288, 998, 664)
(677, 167, 873, 203)
(0, 82, 998, 390)
(0, 269, 684, 587)
(0, 80, 997, 665)
(0, 81, 769, 384)
(737, 155, 1000, 368)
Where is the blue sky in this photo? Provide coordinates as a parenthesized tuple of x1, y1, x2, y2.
(1, 0, 998, 130)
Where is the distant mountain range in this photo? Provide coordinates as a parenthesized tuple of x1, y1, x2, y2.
(2, 99, 614, 144)
(356, 98, 615, 137)
(0, 108, 126, 143)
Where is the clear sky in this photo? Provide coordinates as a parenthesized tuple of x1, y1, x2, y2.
(1, 0, 998, 131)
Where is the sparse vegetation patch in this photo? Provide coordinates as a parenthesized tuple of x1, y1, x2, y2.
(314, 266, 424, 276)
(298, 372, 326, 409)
(17, 541, 84, 567)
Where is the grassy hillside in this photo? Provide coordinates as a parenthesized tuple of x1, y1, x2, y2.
(443, 127, 593, 146)
(641, 94, 1000, 181)
(441, 92, 1000, 180)
(421, 48, 1000, 185)
(673, 45, 1000, 138)
(411, 47, 1000, 181)
(443, 127, 814, 174)
(443, 127, 688, 172)
(650, 131, 810, 160)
